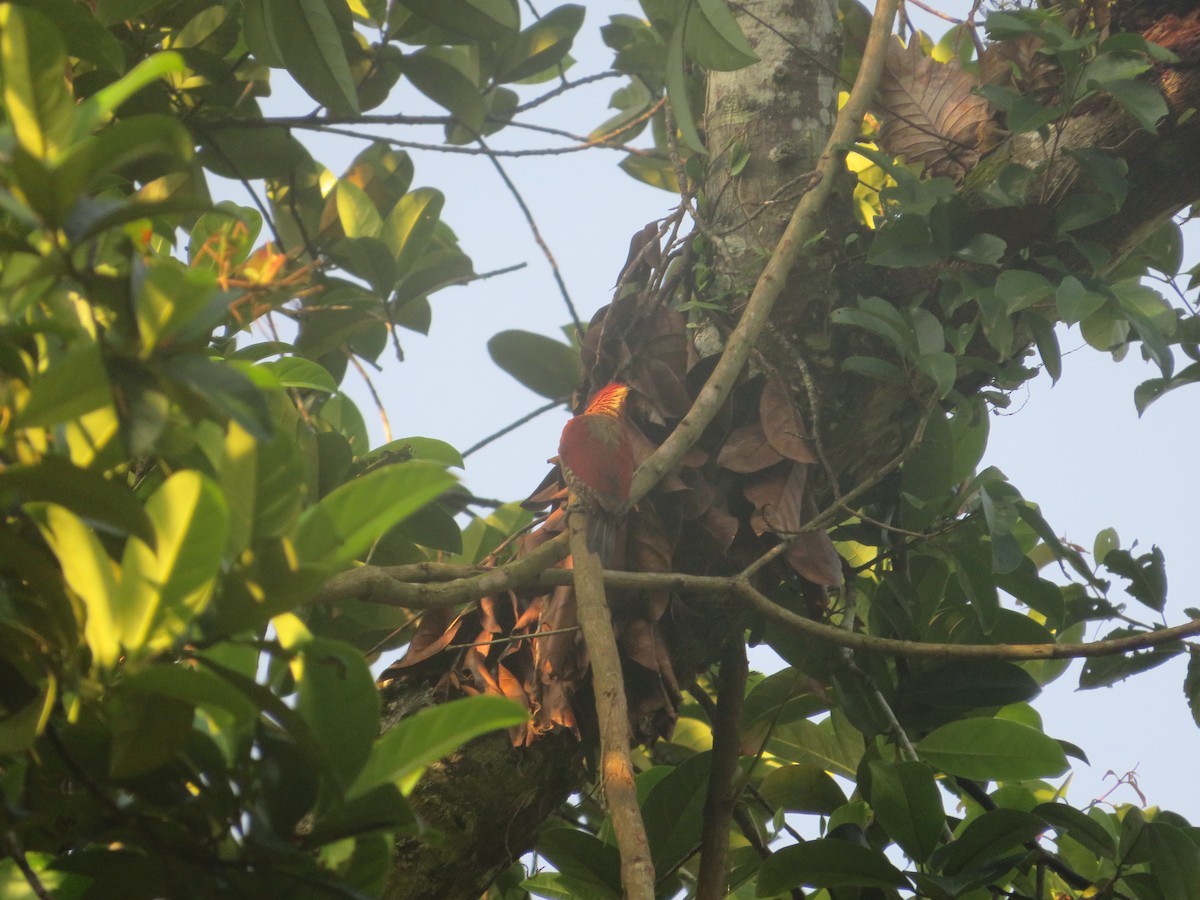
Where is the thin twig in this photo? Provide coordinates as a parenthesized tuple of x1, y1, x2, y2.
(202, 120, 658, 158)
(696, 639, 749, 900)
(349, 353, 392, 443)
(567, 508, 656, 897)
(462, 399, 563, 458)
(630, 0, 901, 503)
(2, 832, 52, 900)
(475, 135, 584, 334)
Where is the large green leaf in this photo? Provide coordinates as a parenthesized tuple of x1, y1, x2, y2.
(119, 470, 229, 654)
(495, 4, 585, 83)
(34, 504, 122, 667)
(382, 187, 445, 277)
(348, 695, 527, 797)
(665, 14, 705, 154)
(867, 761, 944, 863)
(399, 49, 485, 132)
(685, 0, 758, 71)
(534, 826, 622, 897)
(17, 341, 112, 429)
(2, 456, 153, 545)
(940, 808, 1045, 875)
(897, 660, 1040, 727)
(759, 763, 846, 815)
(266, 0, 359, 114)
(292, 460, 456, 568)
(916, 718, 1068, 781)
(400, 0, 519, 41)
(487, 329, 580, 400)
(757, 840, 909, 895)
(641, 751, 712, 874)
(277, 618, 381, 793)
(0, 5, 74, 159)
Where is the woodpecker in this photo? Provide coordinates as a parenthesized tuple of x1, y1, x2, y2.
(557, 382, 635, 562)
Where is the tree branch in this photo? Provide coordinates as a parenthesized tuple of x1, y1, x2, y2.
(320, 559, 1200, 662)
(567, 509, 655, 897)
(696, 638, 749, 900)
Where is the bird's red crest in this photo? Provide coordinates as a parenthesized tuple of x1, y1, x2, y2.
(584, 382, 629, 417)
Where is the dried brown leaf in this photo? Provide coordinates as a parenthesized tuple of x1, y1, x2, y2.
(878, 37, 999, 181)
(980, 33, 1062, 105)
(760, 376, 817, 463)
(700, 503, 740, 551)
(390, 607, 465, 669)
(717, 422, 786, 474)
(744, 462, 808, 536)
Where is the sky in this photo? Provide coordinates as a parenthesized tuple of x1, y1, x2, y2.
(246, 1, 1200, 822)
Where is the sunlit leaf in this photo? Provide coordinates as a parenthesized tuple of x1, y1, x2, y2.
(348, 695, 526, 797)
(916, 718, 1068, 781)
(292, 461, 456, 568)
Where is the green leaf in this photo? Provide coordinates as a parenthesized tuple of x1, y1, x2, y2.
(665, 17, 705, 154)
(642, 752, 712, 874)
(867, 215, 940, 268)
(1145, 822, 1200, 900)
(71, 52, 186, 141)
(765, 715, 862, 780)
(121, 663, 259, 727)
(1186, 653, 1200, 729)
(119, 470, 229, 654)
(292, 460, 457, 568)
(17, 342, 112, 430)
(304, 783, 418, 846)
(941, 808, 1045, 875)
(995, 270, 1054, 314)
(1103, 78, 1168, 134)
(277, 622, 381, 792)
(759, 763, 847, 815)
(534, 828, 622, 898)
(496, 4, 585, 83)
(916, 718, 1069, 781)
(1033, 802, 1117, 858)
(382, 187, 445, 276)
(1103, 546, 1167, 612)
(133, 259, 224, 355)
(899, 661, 1040, 724)
(487, 329, 580, 400)
(1024, 311, 1062, 383)
(1078, 627, 1181, 689)
(2, 456, 153, 545)
(867, 761, 945, 863)
(1055, 276, 1107, 324)
(335, 178, 384, 240)
(757, 840, 909, 895)
(165, 355, 274, 440)
(400, 48, 485, 132)
(266, 0, 359, 115)
(0, 5, 74, 159)
(34, 504, 122, 667)
(348, 695, 526, 797)
(401, 0, 518, 41)
(685, 0, 758, 71)
(260, 357, 340, 392)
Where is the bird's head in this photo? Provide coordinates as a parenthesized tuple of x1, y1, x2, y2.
(584, 382, 629, 417)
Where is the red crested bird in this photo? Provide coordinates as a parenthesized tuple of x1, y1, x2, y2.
(557, 382, 635, 562)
